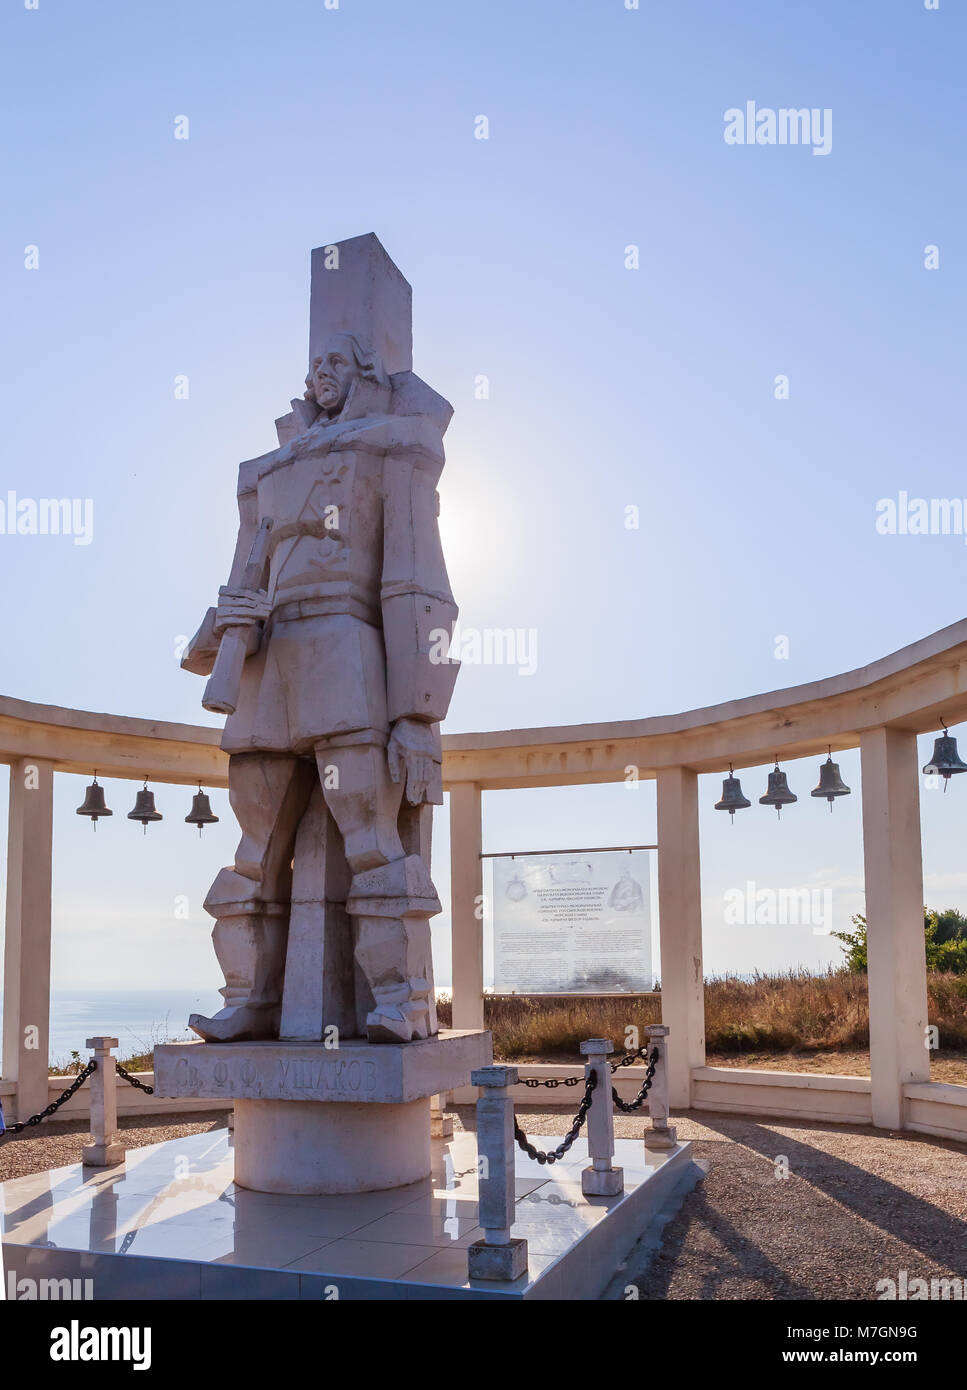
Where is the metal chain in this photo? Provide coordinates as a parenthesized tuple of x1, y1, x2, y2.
(516, 1075, 582, 1089)
(115, 1060, 154, 1094)
(513, 1069, 596, 1164)
(511, 1041, 658, 1089)
(1, 1060, 97, 1136)
(610, 1043, 658, 1072)
(612, 1047, 659, 1112)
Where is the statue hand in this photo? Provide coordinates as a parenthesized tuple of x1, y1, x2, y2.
(387, 718, 443, 806)
(213, 587, 272, 636)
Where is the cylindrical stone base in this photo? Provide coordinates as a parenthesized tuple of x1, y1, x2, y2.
(233, 1096, 432, 1194)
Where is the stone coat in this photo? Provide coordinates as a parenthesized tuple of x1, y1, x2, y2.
(183, 405, 458, 756)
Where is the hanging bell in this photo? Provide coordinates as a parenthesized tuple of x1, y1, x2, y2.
(76, 774, 112, 831)
(759, 760, 797, 817)
(185, 788, 219, 835)
(922, 719, 967, 791)
(714, 765, 751, 821)
(811, 751, 850, 811)
(128, 781, 162, 833)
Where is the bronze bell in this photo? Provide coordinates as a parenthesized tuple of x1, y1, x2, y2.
(128, 781, 162, 833)
(76, 774, 112, 831)
(715, 765, 751, 821)
(811, 751, 851, 812)
(186, 788, 219, 835)
(923, 720, 967, 791)
(759, 761, 797, 817)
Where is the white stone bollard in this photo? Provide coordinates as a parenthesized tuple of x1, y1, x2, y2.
(467, 1066, 528, 1281)
(430, 1091, 453, 1139)
(580, 1038, 624, 1196)
(643, 1025, 677, 1151)
(82, 1037, 125, 1167)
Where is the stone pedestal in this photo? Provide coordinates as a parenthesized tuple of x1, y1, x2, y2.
(154, 1029, 491, 1195)
(234, 1096, 430, 1194)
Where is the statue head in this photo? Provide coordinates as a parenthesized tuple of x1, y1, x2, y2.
(304, 333, 389, 417)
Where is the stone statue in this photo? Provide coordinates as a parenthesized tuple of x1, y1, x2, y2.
(181, 235, 459, 1046)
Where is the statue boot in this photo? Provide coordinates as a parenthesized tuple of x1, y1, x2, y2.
(363, 969, 432, 1044)
(346, 854, 440, 1044)
(189, 868, 288, 1042)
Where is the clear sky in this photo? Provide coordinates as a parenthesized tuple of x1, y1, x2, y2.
(0, 0, 965, 1002)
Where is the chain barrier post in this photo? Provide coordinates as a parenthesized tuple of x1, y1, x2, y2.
(82, 1037, 125, 1167)
(430, 1092, 453, 1139)
(580, 1038, 624, 1196)
(467, 1066, 528, 1282)
(644, 1025, 677, 1151)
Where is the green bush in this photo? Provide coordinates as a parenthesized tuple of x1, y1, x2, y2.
(833, 907, 967, 976)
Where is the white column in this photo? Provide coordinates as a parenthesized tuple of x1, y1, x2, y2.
(656, 766, 705, 1108)
(82, 1037, 125, 1167)
(449, 782, 484, 1032)
(860, 727, 930, 1130)
(580, 1038, 623, 1196)
(2, 757, 55, 1123)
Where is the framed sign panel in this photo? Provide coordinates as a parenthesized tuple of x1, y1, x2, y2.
(492, 848, 655, 994)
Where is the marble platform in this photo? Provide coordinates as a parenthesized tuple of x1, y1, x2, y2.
(1, 1127, 699, 1301)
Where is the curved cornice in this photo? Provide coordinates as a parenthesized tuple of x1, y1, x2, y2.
(2, 618, 966, 789)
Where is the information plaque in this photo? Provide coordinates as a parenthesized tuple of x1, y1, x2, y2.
(492, 849, 654, 993)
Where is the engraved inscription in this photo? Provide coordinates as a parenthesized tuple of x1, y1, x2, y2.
(163, 1046, 406, 1101)
(276, 1056, 378, 1095)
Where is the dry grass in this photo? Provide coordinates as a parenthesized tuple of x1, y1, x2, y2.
(704, 969, 967, 1053)
(436, 993, 660, 1060)
(436, 969, 967, 1060)
(703, 970, 870, 1053)
(42, 970, 967, 1073)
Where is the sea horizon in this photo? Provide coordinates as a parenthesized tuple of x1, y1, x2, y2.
(1, 985, 458, 1066)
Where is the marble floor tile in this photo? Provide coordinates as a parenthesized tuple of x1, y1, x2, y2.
(210, 1227, 336, 1268)
(284, 1237, 439, 1279)
(351, 1210, 484, 1249)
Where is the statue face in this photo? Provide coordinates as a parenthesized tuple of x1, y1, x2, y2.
(307, 336, 360, 414)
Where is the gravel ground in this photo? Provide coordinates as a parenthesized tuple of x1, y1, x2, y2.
(463, 1106, 967, 1300)
(3, 1105, 966, 1300)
